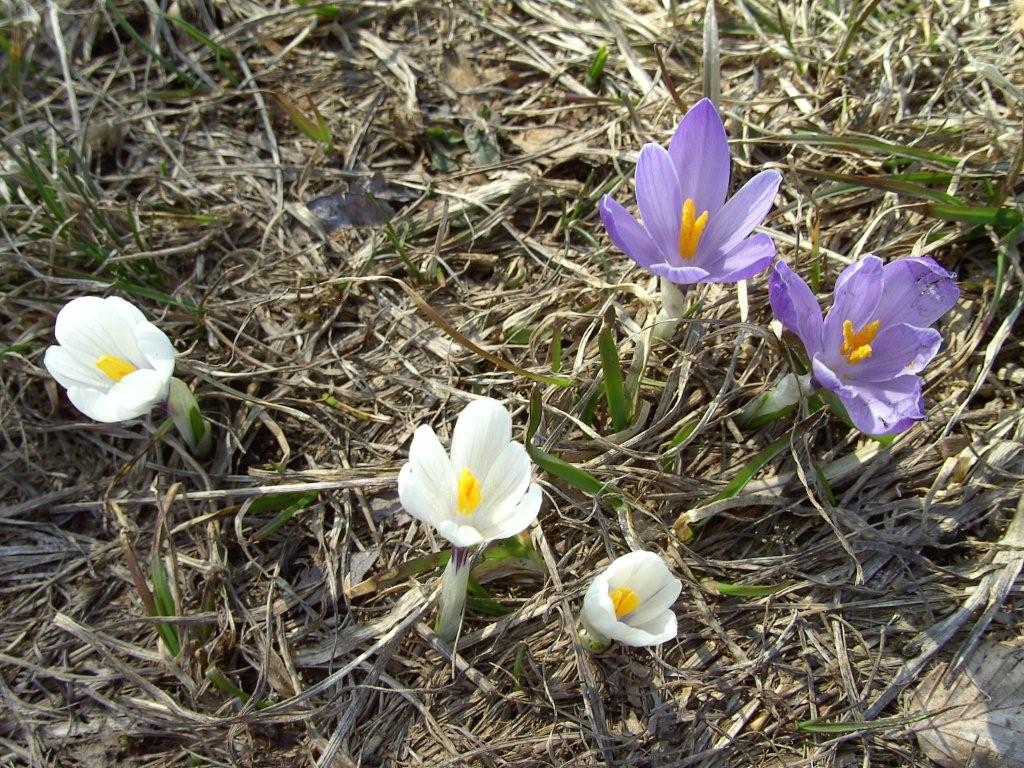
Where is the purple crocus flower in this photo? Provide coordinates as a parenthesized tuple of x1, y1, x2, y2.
(599, 98, 782, 285)
(769, 255, 959, 435)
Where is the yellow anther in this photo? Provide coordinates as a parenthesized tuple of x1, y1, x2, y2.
(95, 354, 137, 382)
(841, 319, 881, 365)
(457, 467, 482, 515)
(610, 586, 640, 618)
(678, 198, 709, 260)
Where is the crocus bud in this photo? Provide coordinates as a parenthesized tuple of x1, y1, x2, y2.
(167, 377, 212, 457)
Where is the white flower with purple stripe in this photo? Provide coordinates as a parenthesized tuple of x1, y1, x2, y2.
(398, 397, 542, 643)
(599, 98, 782, 286)
(769, 255, 959, 436)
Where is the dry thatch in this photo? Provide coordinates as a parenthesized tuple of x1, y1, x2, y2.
(1, 0, 1022, 765)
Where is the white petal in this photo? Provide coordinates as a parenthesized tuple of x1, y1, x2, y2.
(582, 551, 681, 647)
(613, 611, 677, 647)
(581, 567, 621, 642)
(66, 387, 125, 422)
(397, 465, 443, 527)
(64, 367, 166, 423)
(475, 482, 542, 542)
(110, 368, 168, 415)
(54, 296, 148, 368)
(449, 397, 512, 479)
(44, 345, 111, 391)
(105, 296, 149, 327)
(399, 426, 456, 525)
(411, 426, 457, 505)
(623, 576, 681, 627)
(135, 323, 176, 381)
(605, 550, 671, 601)
(435, 519, 485, 548)
(472, 441, 531, 523)
(633, 554, 678, 603)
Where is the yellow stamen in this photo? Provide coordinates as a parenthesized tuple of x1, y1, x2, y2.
(677, 198, 709, 260)
(95, 354, 137, 382)
(840, 319, 881, 365)
(610, 586, 640, 618)
(457, 467, 482, 516)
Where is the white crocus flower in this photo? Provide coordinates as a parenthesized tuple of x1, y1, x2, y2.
(398, 397, 542, 642)
(398, 397, 542, 549)
(43, 296, 175, 423)
(580, 550, 681, 651)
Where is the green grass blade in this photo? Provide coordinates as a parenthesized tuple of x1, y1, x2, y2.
(798, 169, 960, 204)
(711, 433, 789, 502)
(798, 713, 924, 733)
(926, 202, 1023, 231)
(702, 0, 719, 105)
(249, 491, 318, 541)
(512, 643, 527, 691)
(163, 14, 239, 85)
(105, 1, 199, 90)
(271, 92, 331, 147)
(790, 132, 958, 167)
(598, 307, 629, 431)
(587, 44, 608, 89)
(527, 388, 606, 495)
(550, 320, 563, 373)
(702, 579, 791, 597)
(150, 556, 181, 656)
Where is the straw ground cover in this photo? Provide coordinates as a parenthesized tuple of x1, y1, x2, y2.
(1, 0, 1022, 765)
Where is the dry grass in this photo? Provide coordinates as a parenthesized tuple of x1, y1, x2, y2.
(1, 0, 1023, 766)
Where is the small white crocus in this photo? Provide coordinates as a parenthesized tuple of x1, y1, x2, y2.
(43, 296, 175, 423)
(43, 295, 212, 456)
(398, 397, 542, 642)
(579, 550, 681, 651)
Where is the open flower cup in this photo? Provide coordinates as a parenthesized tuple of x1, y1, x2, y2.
(43, 296, 212, 456)
(579, 550, 681, 651)
(599, 98, 782, 288)
(398, 397, 542, 643)
(769, 255, 959, 436)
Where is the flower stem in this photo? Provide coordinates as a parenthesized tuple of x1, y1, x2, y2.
(436, 546, 471, 644)
(654, 278, 688, 341)
(578, 622, 611, 653)
(166, 377, 212, 458)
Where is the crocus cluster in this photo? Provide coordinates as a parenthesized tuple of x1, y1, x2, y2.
(599, 97, 959, 436)
(398, 397, 682, 650)
(39, 97, 961, 666)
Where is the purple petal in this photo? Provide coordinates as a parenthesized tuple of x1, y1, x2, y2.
(599, 195, 663, 268)
(874, 256, 960, 329)
(822, 256, 884, 353)
(635, 144, 684, 264)
(835, 323, 941, 383)
(701, 233, 774, 283)
(698, 169, 781, 259)
(667, 98, 730, 216)
(647, 262, 711, 286)
(769, 260, 824, 358)
(813, 359, 925, 435)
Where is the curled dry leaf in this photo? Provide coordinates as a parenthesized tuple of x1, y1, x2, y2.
(909, 639, 1024, 767)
